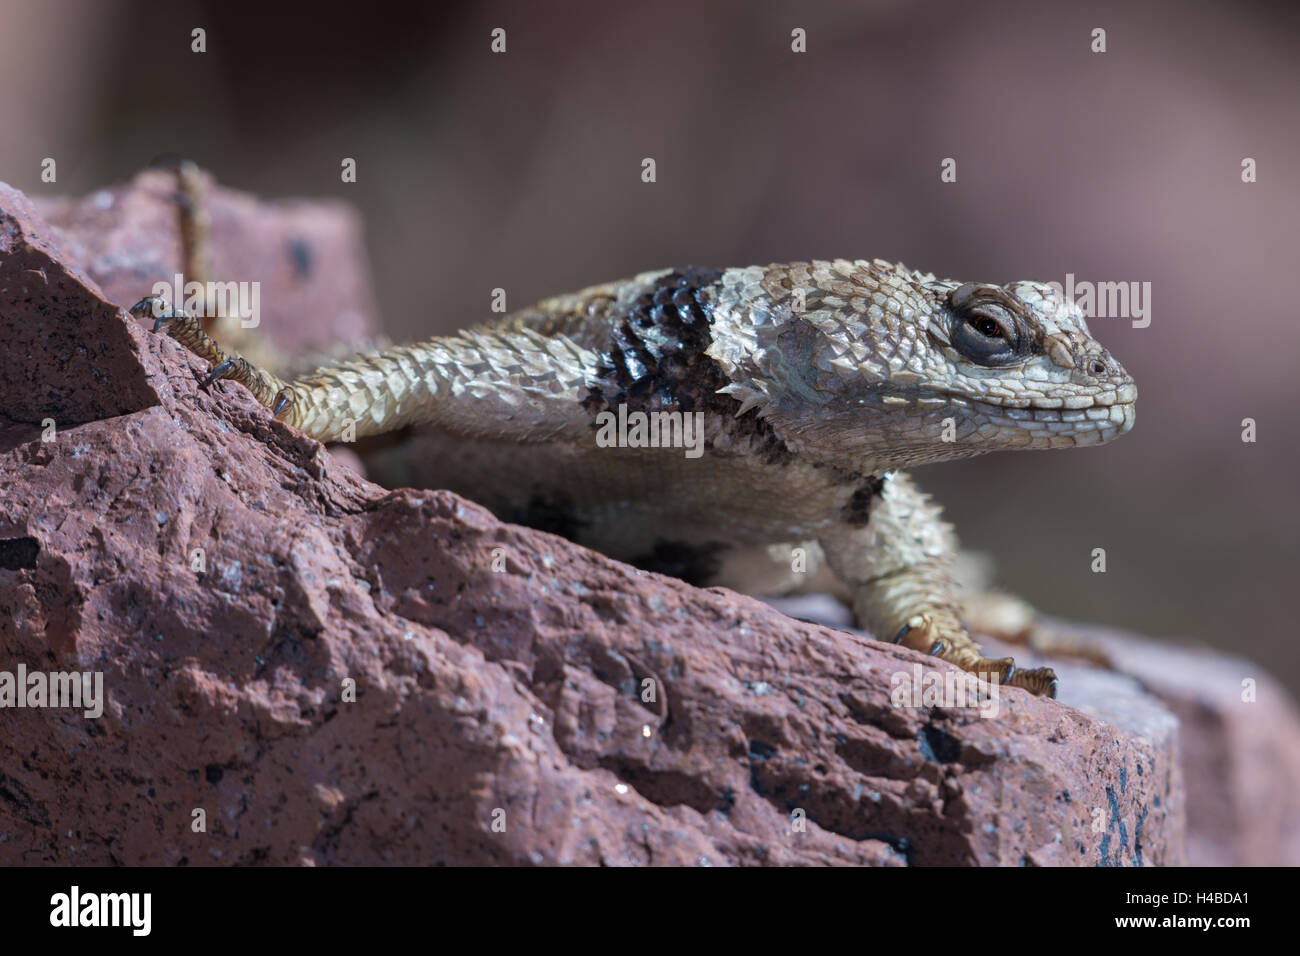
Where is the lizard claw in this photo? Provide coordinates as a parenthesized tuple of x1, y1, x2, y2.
(892, 614, 933, 646)
(978, 656, 1016, 685)
(888, 613, 1055, 695)
(204, 359, 237, 386)
(272, 387, 294, 420)
(128, 296, 165, 321)
(1004, 665, 1059, 697)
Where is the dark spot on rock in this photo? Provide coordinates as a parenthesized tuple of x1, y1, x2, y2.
(0, 773, 51, 828)
(204, 764, 224, 784)
(1098, 784, 1129, 866)
(287, 238, 313, 279)
(748, 740, 778, 760)
(0, 536, 39, 570)
(918, 724, 961, 763)
(1133, 803, 1148, 866)
(864, 833, 915, 866)
(597, 757, 722, 815)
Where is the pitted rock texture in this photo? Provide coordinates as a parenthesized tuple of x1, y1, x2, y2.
(0, 177, 1214, 866)
(773, 595, 1300, 866)
(1065, 625, 1300, 866)
(0, 183, 159, 426)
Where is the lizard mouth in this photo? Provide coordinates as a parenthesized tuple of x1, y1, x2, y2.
(941, 381, 1137, 412)
(926, 383, 1137, 447)
(997, 399, 1135, 448)
(1007, 400, 1136, 444)
(989, 397, 1136, 424)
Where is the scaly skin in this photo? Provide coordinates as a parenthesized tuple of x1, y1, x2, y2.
(129, 258, 1136, 696)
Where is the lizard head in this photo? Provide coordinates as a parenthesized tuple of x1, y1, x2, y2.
(705, 259, 1137, 471)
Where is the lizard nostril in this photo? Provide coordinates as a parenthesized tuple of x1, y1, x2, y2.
(1090, 360, 1106, 375)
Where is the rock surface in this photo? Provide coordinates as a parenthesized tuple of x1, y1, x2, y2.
(0, 176, 1286, 865)
(1072, 625, 1300, 867)
(32, 168, 377, 357)
(770, 595, 1300, 867)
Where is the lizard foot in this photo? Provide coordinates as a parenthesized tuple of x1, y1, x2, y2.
(130, 296, 295, 419)
(893, 613, 1056, 697)
(960, 591, 1094, 687)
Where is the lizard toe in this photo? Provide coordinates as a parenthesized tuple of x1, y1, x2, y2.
(1004, 665, 1059, 697)
(272, 387, 295, 420)
(128, 296, 163, 321)
(204, 358, 237, 387)
(972, 655, 1016, 685)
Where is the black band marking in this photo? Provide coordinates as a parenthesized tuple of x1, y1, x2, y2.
(583, 267, 793, 463)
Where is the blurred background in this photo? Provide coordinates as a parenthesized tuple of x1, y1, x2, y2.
(2, 0, 1297, 691)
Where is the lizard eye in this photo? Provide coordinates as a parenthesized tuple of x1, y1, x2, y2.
(948, 284, 1025, 366)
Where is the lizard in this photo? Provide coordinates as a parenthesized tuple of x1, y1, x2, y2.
(127, 243, 1136, 697)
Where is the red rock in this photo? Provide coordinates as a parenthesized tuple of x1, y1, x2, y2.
(1052, 623, 1300, 867)
(0, 183, 160, 428)
(0, 177, 1199, 865)
(31, 167, 378, 356)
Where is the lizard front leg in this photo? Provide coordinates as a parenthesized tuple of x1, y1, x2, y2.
(130, 297, 598, 445)
(131, 298, 295, 411)
(819, 471, 1058, 697)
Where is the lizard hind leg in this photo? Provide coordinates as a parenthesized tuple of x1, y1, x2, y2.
(129, 296, 295, 421)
